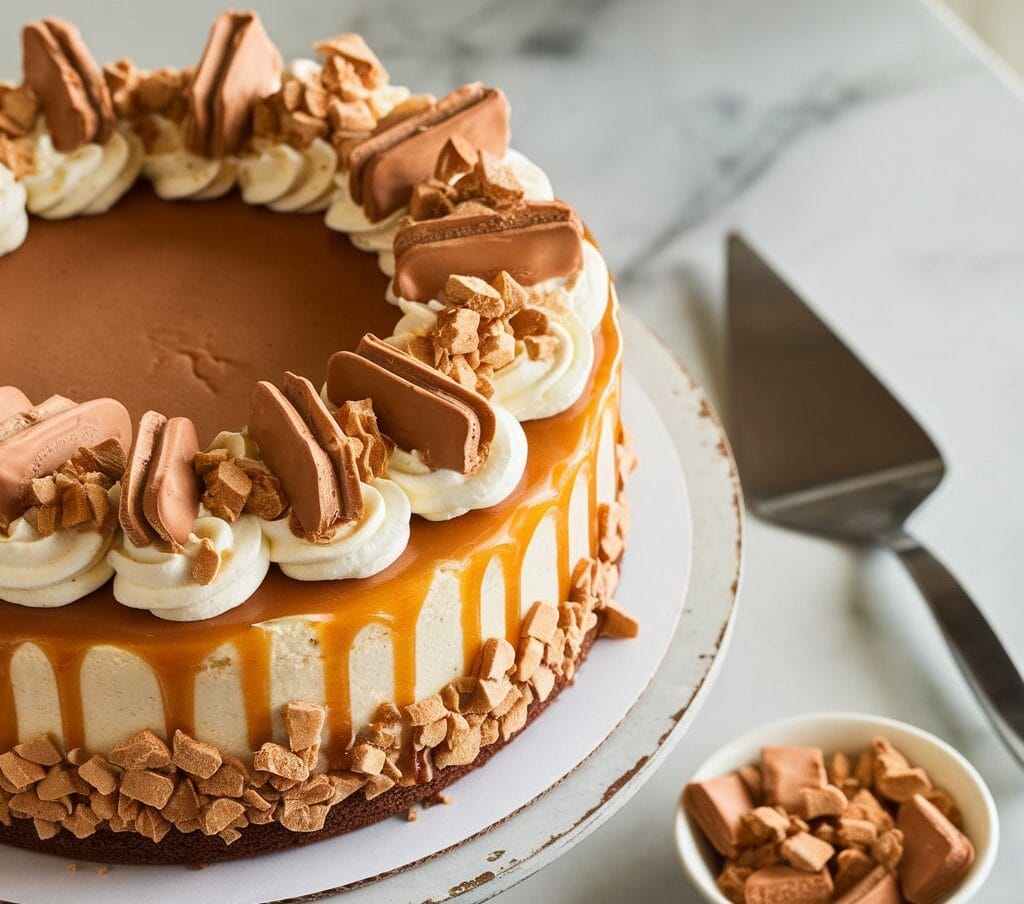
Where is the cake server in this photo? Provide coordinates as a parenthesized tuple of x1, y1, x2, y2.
(726, 234, 1024, 767)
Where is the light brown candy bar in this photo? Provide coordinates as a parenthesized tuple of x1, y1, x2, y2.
(143, 417, 201, 551)
(0, 397, 131, 533)
(392, 200, 584, 303)
(682, 772, 755, 858)
(249, 382, 340, 538)
(281, 372, 363, 524)
(0, 388, 31, 421)
(0, 394, 76, 444)
(762, 746, 827, 813)
(120, 411, 166, 548)
(835, 866, 902, 904)
(744, 866, 834, 904)
(326, 334, 495, 475)
(348, 83, 510, 222)
(22, 18, 114, 152)
(188, 11, 282, 157)
(898, 794, 974, 904)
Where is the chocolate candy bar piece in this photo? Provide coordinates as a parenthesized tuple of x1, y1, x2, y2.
(327, 334, 495, 475)
(282, 372, 363, 524)
(0, 388, 31, 422)
(745, 866, 834, 904)
(188, 11, 283, 157)
(348, 83, 510, 222)
(22, 18, 114, 152)
(143, 416, 201, 550)
(392, 200, 584, 302)
(0, 397, 132, 533)
(682, 772, 755, 858)
(249, 381, 341, 538)
(762, 746, 828, 813)
(898, 794, 975, 904)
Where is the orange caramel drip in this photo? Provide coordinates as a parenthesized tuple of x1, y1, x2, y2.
(0, 193, 622, 764)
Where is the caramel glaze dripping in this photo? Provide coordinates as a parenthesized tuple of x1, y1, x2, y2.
(0, 216, 622, 768)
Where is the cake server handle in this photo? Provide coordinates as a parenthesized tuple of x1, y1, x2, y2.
(889, 531, 1024, 767)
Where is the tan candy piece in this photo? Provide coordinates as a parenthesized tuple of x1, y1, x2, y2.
(188, 11, 283, 157)
(682, 772, 755, 858)
(835, 866, 903, 904)
(143, 416, 201, 551)
(744, 866, 833, 904)
(898, 794, 975, 904)
(762, 745, 827, 813)
(0, 387, 31, 422)
(249, 380, 341, 539)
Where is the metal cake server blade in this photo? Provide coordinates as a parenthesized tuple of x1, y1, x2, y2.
(727, 233, 1024, 766)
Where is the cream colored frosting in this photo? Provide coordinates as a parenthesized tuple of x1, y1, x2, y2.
(387, 405, 528, 521)
(238, 137, 337, 213)
(0, 495, 117, 607)
(108, 515, 270, 622)
(262, 478, 410, 580)
(141, 116, 238, 201)
(492, 313, 595, 421)
(0, 164, 28, 257)
(325, 149, 555, 277)
(20, 126, 144, 220)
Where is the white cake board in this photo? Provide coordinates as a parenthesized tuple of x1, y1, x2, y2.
(0, 309, 742, 904)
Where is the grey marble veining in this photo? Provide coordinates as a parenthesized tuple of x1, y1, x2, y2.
(1, 1, 1022, 900)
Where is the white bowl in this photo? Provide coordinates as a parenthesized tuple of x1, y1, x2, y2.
(675, 712, 999, 904)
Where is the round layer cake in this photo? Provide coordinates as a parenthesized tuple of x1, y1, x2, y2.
(0, 13, 636, 863)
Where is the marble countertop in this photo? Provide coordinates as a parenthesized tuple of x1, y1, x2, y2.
(2, 0, 1021, 900)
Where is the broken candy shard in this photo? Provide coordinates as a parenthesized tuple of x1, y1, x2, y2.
(188, 11, 283, 157)
(281, 372, 363, 524)
(682, 772, 755, 858)
(120, 410, 167, 548)
(762, 745, 827, 813)
(249, 381, 341, 538)
(392, 201, 584, 303)
(0, 397, 132, 534)
(143, 416, 201, 550)
(0, 388, 31, 421)
(22, 18, 113, 152)
(326, 333, 495, 475)
(835, 866, 902, 904)
(744, 866, 834, 904)
(898, 794, 975, 904)
(348, 83, 511, 222)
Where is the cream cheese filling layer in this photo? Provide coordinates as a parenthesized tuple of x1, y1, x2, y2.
(0, 164, 28, 257)
(325, 149, 555, 277)
(0, 500, 117, 607)
(262, 478, 411, 580)
(386, 405, 528, 521)
(108, 515, 270, 622)
(141, 115, 238, 201)
(20, 126, 144, 220)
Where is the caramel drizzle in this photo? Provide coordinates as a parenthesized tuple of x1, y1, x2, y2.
(0, 287, 622, 768)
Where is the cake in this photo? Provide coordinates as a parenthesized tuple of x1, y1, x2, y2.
(0, 12, 637, 864)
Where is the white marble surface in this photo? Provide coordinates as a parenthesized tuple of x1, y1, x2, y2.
(2, 0, 1022, 900)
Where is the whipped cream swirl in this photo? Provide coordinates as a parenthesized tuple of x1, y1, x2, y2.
(108, 515, 269, 621)
(327, 149, 554, 278)
(0, 498, 117, 607)
(262, 478, 410, 580)
(387, 406, 527, 521)
(238, 137, 337, 213)
(492, 312, 594, 421)
(0, 165, 28, 257)
(142, 116, 238, 201)
(20, 126, 144, 220)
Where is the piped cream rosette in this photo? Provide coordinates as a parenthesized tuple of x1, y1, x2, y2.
(141, 115, 238, 201)
(0, 488, 118, 606)
(20, 124, 144, 220)
(0, 164, 29, 257)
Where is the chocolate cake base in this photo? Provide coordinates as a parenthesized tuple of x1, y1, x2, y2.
(0, 628, 598, 866)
